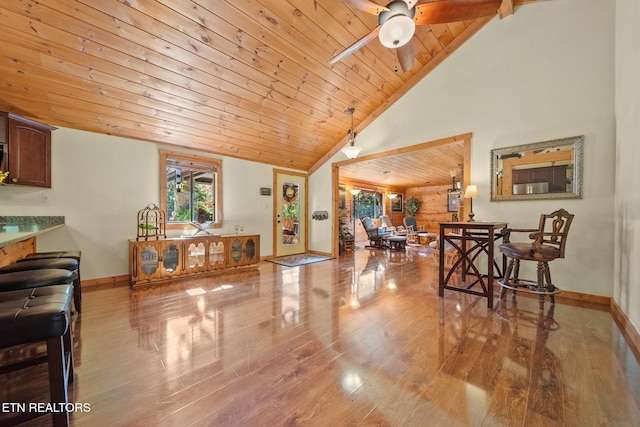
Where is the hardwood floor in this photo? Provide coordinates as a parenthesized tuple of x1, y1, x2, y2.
(2, 246, 640, 426)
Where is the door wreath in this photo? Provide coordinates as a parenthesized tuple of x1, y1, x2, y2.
(283, 184, 298, 202)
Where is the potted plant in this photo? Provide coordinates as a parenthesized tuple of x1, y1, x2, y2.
(283, 200, 298, 230)
(405, 196, 421, 217)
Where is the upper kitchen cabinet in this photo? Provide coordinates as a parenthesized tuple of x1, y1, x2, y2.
(0, 112, 56, 188)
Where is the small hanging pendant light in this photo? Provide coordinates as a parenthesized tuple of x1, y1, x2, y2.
(341, 108, 362, 159)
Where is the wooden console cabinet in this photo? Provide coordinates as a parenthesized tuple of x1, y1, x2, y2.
(129, 234, 260, 287)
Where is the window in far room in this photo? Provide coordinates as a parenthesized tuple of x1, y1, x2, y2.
(160, 150, 222, 230)
(352, 190, 383, 221)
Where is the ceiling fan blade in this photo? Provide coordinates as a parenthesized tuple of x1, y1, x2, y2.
(414, 0, 502, 25)
(329, 26, 381, 65)
(343, 0, 390, 15)
(397, 41, 415, 72)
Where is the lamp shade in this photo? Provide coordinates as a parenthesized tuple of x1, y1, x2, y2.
(379, 15, 415, 48)
(349, 188, 361, 195)
(387, 193, 397, 200)
(464, 185, 478, 198)
(341, 145, 362, 159)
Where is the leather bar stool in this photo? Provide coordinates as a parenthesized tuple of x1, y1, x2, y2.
(24, 250, 81, 263)
(0, 269, 73, 292)
(0, 258, 81, 313)
(23, 251, 82, 285)
(0, 284, 74, 426)
(21, 251, 82, 312)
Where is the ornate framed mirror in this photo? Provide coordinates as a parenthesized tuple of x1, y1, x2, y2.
(490, 135, 584, 201)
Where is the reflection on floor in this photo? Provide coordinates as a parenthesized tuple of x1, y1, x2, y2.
(2, 245, 640, 426)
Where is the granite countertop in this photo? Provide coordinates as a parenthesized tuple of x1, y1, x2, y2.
(0, 216, 65, 248)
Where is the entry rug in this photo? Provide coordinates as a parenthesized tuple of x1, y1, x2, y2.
(266, 253, 333, 267)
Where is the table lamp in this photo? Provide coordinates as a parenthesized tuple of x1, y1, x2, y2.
(464, 185, 478, 221)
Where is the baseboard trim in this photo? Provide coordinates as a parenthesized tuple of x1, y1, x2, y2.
(82, 274, 130, 291)
(554, 288, 611, 306)
(518, 288, 640, 360)
(307, 249, 332, 257)
(611, 299, 640, 360)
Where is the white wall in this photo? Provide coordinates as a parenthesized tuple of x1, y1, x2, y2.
(0, 128, 279, 280)
(614, 0, 640, 330)
(310, 0, 616, 297)
(308, 165, 333, 252)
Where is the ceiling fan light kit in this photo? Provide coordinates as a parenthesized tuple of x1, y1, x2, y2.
(332, 0, 503, 72)
(379, 15, 415, 48)
(378, 1, 416, 48)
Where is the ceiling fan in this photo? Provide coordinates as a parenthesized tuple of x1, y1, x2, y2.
(329, 0, 502, 72)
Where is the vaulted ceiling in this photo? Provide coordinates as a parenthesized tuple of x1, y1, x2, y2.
(0, 0, 546, 179)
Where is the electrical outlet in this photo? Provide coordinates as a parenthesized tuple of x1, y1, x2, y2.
(41, 192, 50, 203)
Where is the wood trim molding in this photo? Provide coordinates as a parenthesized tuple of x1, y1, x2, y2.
(502, 287, 640, 357)
(611, 299, 640, 360)
(499, 0, 515, 18)
(332, 133, 472, 168)
(82, 275, 130, 291)
(554, 289, 611, 306)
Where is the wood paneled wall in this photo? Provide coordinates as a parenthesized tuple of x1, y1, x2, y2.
(339, 179, 456, 235)
(407, 184, 459, 232)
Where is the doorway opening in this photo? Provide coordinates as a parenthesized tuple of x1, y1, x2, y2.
(332, 133, 472, 257)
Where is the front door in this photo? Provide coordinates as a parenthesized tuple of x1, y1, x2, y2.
(275, 171, 307, 256)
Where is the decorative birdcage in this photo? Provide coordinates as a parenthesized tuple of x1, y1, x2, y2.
(136, 203, 166, 241)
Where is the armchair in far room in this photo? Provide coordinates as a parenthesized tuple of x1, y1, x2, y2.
(380, 215, 406, 235)
(360, 216, 391, 248)
(403, 216, 434, 244)
(403, 216, 426, 233)
(379, 215, 395, 232)
(406, 226, 420, 246)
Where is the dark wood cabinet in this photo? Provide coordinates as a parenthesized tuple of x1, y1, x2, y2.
(0, 112, 56, 188)
(512, 165, 568, 193)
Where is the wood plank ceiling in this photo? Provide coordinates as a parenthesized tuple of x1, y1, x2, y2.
(0, 0, 546, 182)
(339, 137, 466, 188)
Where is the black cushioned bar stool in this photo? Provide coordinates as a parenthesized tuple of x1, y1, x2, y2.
(0, 284, 74, 427)
(22, 251, 82, 310)
(24, 251, 81, 261)
(0, 258, 81, 313)
(0, 268, 73, 292)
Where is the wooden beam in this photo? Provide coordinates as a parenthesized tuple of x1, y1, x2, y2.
(499, 0, 515, 18)
(333, 133, 472, 168)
